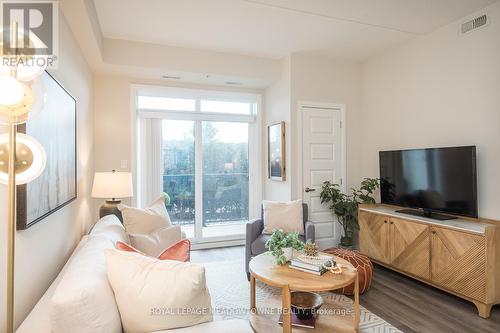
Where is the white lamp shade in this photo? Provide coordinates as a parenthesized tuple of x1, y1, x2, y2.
(91, 171, 133, 199)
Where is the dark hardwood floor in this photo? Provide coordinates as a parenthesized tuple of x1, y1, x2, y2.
(192, 246, 500, 333)
(362, 264, 500, 333)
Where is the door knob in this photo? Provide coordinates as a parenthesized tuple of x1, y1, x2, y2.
(305, 187, 316, 193)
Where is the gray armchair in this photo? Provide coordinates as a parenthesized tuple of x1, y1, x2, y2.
(245, 203, 315, 280)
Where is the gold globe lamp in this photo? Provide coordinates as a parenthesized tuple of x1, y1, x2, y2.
(1, 21, 47, 333)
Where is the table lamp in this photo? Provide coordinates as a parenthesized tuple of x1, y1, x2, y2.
(91, 170, 133, 222)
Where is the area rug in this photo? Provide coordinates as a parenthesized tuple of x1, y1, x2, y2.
(202, 260, 402, 333)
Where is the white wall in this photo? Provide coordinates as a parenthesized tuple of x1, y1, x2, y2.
(263, 58, 292, 201)
(289, 54, 363, 246)
(290, 54, 363, 198)
(361, 2, 500, 219)
(0, 15, 94, 329)
(93, 76, 132, 174)
(102, 38, 281, 88)
(263, 54, 364, 204)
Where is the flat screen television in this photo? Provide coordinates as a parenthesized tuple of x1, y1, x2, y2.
(379, 146, 477, 220)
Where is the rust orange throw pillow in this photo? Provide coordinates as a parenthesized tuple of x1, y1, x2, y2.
(158, 239, 190, 262)
(116, 240, 190, 262)
(115, 241, 141, 253)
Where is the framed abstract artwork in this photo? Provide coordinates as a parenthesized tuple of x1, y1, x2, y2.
(16, 71, 77, 230)
(268, 122, 286, 181)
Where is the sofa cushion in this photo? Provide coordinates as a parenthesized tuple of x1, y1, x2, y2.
(262, 200, 304, 235)
(105, 249, 212, 333)
(16, 236, 90, 333)
(90, 214, 129, 242)
(49, 216, 128, 333)
(251, 234, 305, 255)
(118, 196, 172, 234)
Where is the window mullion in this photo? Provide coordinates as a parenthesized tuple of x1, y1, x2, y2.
(195, 98, 201, 112)
(194, 120, 203, 241)
(138, 109, 256, 123)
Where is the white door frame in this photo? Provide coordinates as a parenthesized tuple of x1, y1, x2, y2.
(297, 101, 347, 200)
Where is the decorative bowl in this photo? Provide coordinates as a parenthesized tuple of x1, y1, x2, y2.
(290, 291, 323, 320)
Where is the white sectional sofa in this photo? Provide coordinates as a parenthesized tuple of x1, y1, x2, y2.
(16, 215, 253, 333)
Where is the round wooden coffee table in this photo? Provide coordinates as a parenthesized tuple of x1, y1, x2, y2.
(249, 253, 359, 333)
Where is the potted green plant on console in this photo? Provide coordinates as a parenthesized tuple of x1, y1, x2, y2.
(265, 230, 305, 265)
(320, 178, 380, 248)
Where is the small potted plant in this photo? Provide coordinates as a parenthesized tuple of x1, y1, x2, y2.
(320, 178, 380, 248)
(265, 230, 305, 265)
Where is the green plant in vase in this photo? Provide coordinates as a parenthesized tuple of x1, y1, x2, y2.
(320, 178, 380, 248)
(265, 230, 305, 265)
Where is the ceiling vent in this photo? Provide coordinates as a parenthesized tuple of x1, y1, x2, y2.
(461, 14, 487, 34)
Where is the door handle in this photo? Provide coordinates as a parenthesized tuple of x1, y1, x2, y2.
(305, 187, 316, 193)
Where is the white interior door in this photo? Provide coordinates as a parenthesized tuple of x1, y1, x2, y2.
(302, 106, 344, 249)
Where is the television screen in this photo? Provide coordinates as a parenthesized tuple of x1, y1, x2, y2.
(379, 146, 477, 218)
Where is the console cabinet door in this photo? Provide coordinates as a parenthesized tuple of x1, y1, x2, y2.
(389, 217, 430, 280)
(430, 227, 487, 302)
(359, 211, 390, 264)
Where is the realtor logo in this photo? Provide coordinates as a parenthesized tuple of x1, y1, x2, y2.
(1, 1, 58, 67)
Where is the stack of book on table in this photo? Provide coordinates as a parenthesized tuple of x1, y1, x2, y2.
(289, 254, 334, 276)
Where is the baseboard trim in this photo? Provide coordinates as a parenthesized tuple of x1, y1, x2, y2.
(191, 239, 245, 250)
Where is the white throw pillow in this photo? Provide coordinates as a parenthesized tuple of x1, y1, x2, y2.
(50, 235, 125, 333)
(129, 225, 183, 257)
(118, 196, 172, 234)
(105, 249, 213, 333)
(262, 199, 304, 235)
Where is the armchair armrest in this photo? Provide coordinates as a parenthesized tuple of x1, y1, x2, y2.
(245, 218, 264, 276)
(246, 218, 264, 249)
(304, 221, 315, 243)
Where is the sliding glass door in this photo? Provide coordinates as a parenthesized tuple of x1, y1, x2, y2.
(162, 120, 195, 238)
(137, 87, 261, 244)
(202, 122, 248, 238)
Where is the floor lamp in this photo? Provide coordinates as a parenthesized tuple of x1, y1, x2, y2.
(0, 22, 47, 333)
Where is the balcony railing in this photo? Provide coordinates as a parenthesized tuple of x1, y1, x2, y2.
(163, 173, 249, 226)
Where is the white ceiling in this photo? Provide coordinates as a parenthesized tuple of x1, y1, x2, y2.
(93, 0, 498, 61)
